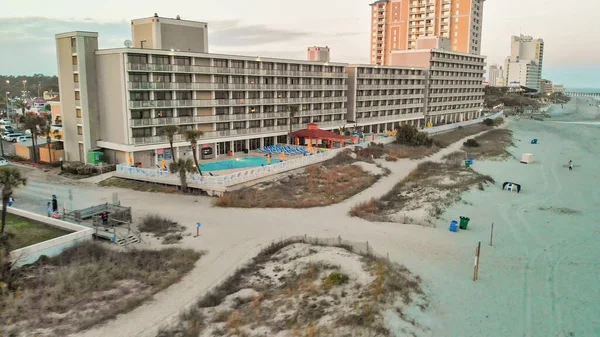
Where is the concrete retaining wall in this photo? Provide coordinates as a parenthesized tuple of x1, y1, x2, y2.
(4, 207, 94, 267)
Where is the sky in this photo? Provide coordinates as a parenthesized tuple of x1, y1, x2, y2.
(1, 0, 598, 89)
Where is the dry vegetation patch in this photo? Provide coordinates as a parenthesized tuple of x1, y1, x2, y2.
(349, 161, 494, 225)
(158, 242, 428, 337)
(99, 177, 179, 194)
(139, 214, 187, 244)
(214, 151, 387, 209)
(1, 242, 202, 336)
(458, 129, 514, 160)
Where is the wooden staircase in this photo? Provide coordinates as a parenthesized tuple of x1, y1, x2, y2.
(115, 234, 141, 246)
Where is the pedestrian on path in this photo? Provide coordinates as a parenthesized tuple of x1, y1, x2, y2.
(52, 194, 58, 212)
(46, 202, 52, 217)
(8, 196, 14, 207)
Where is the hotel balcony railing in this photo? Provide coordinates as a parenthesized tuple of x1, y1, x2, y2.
(128, 82, 348, 91)
(72, 64, 78, 72)
(74, 82, 80, 90)
(428, 92, 485, 98)
(356, 112, 424, 123)
(431, 57, 485, 66)
(429, 75, 484, 81)
(129, 109, 346, 127)
(356, 102, 424, 112)
(357, 94, 423, 101)
(357, 84, 425, 90)
(429, 84, 484, 89)
(127, 63, 348, 78)
(428, 99, 483, 107)
(428, 106, 482, 116)
(356, 73, 425, 80)
(128, 97, 348, 109)
(430, 66, 485, 74)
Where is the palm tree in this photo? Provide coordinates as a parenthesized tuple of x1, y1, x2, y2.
(161, 125, 179, 161)
(39, 114, 59, 163)
(286, 105, 300, 144)
(169, 158, 195, 193)
(21, 113, 43, 163)
(184, 129, 204, 175)
(13, 98, 28, 124)
(0, 167, 27, 235)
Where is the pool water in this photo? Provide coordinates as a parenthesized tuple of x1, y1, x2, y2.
(200, 156, 282, 171)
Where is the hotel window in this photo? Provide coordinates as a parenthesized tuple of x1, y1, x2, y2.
(249, 106, 259, 113)
(129, 73, 149, 82)
(175, 74, 191, 83)
(71, 37, 76, 47)
(76, 108, 82, 118)
(131, 110, 150, 119)
(73, 74, 79, 83)
(154, 74, 171, 83)
(263, 91, 274, 99)
(249, 121, 260, 128)
(214, 59, 227, 67)
(313, 65, 322, 72)
(248, 76, 259, 84)
(154, 55, 170, 65)
(154, 92, 172, 100)
(174, 57, 191, 66)
(248, 92, 259, 99)
(176, 91, 192, 100)
(216, 122, 229, 131)
(77, 126, 83, 135)
(231, 60, 244, 68)
(263, 62, 274, 70)
(301, 117, 309, 123)
(214, 75, 227, 84)
(231, 92, 244, 99)
(178, 108, 193, 117)
(233, 107, 245, 114)
(301, 65, 310, 72)
(215, 107, 229, 115)
(264, 105, 275, 113)
(290, 64, 299, 71)
(74, 91, 81, 100)
(314, 78, 322, 85)
(230, 76, 243, 84)
(277, 118, 288, 126)
(128, 54, 147, 64)
(132, 128, 152, 138)
(232, 121, 245, 130)
(264, 77, 274, 85)
(263, 119, 275, 127)
(276, 91, 286, 98)
(156, 109, 173, 118)
(275, 63, 285, 70)
(215, 91, 228, 99)
(72, 56, 78, 65)
(312, 116, 321, 122)
(247, 61, 259, 69)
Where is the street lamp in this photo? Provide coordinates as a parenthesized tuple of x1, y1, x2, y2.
(22, 80, 27, 97)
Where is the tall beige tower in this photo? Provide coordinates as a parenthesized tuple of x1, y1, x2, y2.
(370, 0, 485, 65)
(131, 14, 209, 52)
(307, 46, 330, 62)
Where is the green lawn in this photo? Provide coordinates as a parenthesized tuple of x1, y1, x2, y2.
(4, 213, 71, 250)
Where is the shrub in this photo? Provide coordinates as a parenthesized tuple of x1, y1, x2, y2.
(139, 214, 183, 237)
(325, 272, 349, 287)
(463, 139, 480, 148)
(482, 118, 494, 127)
(395, 124, 433, 147)
(385, 156, 398, 162)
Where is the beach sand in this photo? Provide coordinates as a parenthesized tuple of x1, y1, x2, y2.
(427, 97, 600, 337)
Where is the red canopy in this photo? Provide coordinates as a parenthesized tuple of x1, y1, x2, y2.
(290, 123, 351, 141)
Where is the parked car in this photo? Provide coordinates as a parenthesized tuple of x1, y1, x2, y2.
(0, 119, 11, 125)
(0, 157, 8, 166)
(16, 135, 32, 143)
(2, 126, 15, 133)
(4, 133, 23, 142)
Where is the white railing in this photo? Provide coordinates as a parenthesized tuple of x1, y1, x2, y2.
(422, 110, 504, 135)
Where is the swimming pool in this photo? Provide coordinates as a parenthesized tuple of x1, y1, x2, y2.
(200, 157, 282, 171)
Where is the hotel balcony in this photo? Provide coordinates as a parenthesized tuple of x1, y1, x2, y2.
(356, 102, 424, 112)
(357, 84, 425, 90)
(356, 73, 426, 80)
(127, 63, 347, 78)
(128, 82, 348, 91)
(129, 108, 346, 127)
(128, 96, 348, 109)
(430, 66, 485, 74)
(357, 94, 424, 101)
(356, 112, 424, 124)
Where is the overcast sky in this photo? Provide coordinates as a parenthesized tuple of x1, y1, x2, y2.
(1, 0, 598, 88)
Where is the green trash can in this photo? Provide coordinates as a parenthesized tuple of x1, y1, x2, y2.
(464, 160, 471, 168)
(459, 216, 470, 230)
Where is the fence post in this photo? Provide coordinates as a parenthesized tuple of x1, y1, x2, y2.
(473, 241, 481, 281)
(366, 241, 370, 255)
(490, 223, 494, 246)
(387, 252, 390, 265)
(304, 234, 307, 243)
(337, 235, 341, 246)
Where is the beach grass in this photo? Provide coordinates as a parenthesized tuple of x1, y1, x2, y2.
(4, 214, 70, 250)
(214, 152, 383, 208)
(1, 242, 202, 336)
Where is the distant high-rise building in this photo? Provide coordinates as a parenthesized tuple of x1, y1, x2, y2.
(488, 64, 505, 86)
(369, 0, 486, 65)
(307, 46, 330, 62)
(540, 79, 553, 94)
(504, 34, 544, 91)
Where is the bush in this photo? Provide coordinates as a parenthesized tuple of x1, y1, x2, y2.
(463, 139, 480, 148)
(139, 214, 183, 237)
(325, 272, 349, 287)
(482, 118, 494, 127)
(385, 156, 398, 162)
(395, 124, 433, 147)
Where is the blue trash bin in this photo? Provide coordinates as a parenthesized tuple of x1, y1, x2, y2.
(449, 220, 459, 232)
(469, 158, 474, 165)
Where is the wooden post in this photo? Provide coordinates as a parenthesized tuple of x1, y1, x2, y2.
(196, 225, 199, 237)
(337, 235, 341, 245)
(473, 241, 481, 281)
(490, 223, 494, 246)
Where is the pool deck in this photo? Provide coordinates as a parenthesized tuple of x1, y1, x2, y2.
(200, 151, 304, 176)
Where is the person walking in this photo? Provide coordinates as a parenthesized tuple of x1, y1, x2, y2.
(8, 196, 14, 207)
(52, 194, 58, 213)
(569, 160, 573, 171)
(46, 202, 52, 217)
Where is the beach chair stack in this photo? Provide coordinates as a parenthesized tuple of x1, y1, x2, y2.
(257, 144, 309, 156)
